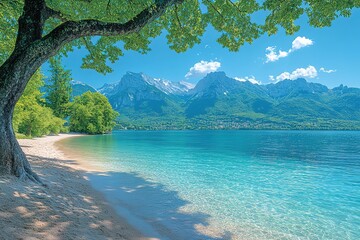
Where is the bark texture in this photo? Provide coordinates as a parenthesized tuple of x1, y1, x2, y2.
(0, 106, 41, 183)
(0, 0, 181, 183)
(0, 46, 49, 183)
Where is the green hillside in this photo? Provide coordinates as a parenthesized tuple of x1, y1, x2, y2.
(95, 72, 360, 130)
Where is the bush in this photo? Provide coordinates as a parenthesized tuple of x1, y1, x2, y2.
(69, 92, 118, 134)
(13, 71, 66, 137)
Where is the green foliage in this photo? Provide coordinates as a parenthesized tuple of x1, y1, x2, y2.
(46, 56, 72, 118)
(0, 0, 22, 65)
(203, 0, 261, 51)
(2, 0, 358, 72)
(162, 0, 206, 52)
(69, 92, 119, 134)
(13, 71, 66, 137)
(15, 133, 32, 139)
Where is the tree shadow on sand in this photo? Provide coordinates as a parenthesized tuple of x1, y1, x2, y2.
(0, 154, 141, 240)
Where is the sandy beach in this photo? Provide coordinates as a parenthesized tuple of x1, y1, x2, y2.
(0, 134, 146, 240)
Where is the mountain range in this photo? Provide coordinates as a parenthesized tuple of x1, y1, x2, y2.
(71, 72, 360, 130)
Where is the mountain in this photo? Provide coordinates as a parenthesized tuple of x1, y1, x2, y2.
(185, 72, 272, 118)
(71, 81, 97, 98)
(98, 72, 185, 128)
(99, 72, 193, 96)
(265, 78, 328, 98)
(97, 72, 360, 130)
(143, 76, 194, 95)
(99, 72, 173, 113)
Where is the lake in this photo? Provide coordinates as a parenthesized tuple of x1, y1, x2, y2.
(60, 130, 360, 240)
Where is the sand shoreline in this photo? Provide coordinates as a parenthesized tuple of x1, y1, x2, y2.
(0, 134, 148, 240)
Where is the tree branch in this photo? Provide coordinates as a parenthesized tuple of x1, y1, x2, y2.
(15, 0, 48, 49)
(226, 0, 247, 15)
(205, 0, 227, 22)
(106, 0, 112, 12)
(174, 4, 183, 29)
(81, 37, 97, 60)
(43, 0, 183, 41)
(8, 0, 183, 84)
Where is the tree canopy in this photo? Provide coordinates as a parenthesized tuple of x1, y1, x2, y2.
(69, 92, 119, 134)
(1, 0, 358, 74)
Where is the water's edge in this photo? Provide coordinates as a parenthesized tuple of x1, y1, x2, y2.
(58, 130, 360, 240)
(56, 136, 198, 240)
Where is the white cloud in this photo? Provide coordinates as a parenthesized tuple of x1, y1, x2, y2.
(273, 65, 318, 82)
(265, 47, 289, 62)
(185, 60, 221, 78)
(320, 67, 336, 73)
(291, 36, 314, 51)
(234, 76, 261, 85)
(265, 36, 313, 63)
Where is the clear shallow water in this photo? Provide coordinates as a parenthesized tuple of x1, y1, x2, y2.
(61, 131, 360, 239)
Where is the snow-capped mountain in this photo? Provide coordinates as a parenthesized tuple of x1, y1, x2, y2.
(98, 72, 193, 96)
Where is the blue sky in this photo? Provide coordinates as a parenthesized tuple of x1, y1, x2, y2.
(49, 9, 360, 89)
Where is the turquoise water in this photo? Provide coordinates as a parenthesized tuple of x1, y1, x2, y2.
(62, 131, 360, 239)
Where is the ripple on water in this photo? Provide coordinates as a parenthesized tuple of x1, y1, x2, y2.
(61, 131, 360, 240)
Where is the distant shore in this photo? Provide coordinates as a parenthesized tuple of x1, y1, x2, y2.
(0, 134, 148, 240)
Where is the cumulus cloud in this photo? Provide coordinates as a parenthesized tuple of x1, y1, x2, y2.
(265, 47, 289, 62)
(272, 65, 318, 82)
(185, 60, 221, 78)
(234, 76, 261, 85)
(265, 36, 313, 63)
(291, 36, 314, 50)
(320, 67, 336, 73)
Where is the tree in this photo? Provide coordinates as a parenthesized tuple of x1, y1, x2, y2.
(69, 92, 119, 134)
(46, 56, 72, 118)
(0, 0, 358, 182)
(13, 71, 66, 137)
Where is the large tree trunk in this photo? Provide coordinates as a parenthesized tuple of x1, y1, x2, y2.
(0, 54, 43, 184)
(0, 0, 56, 183)
(0, 102, 41, 183)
